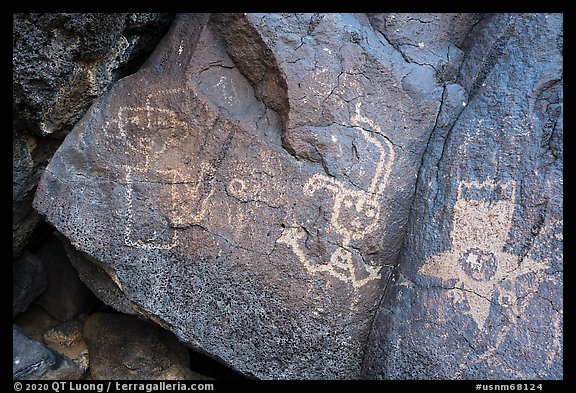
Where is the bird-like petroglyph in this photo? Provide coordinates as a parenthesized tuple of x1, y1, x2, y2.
(419, 178, 562, 375)
(419, 179, 550, 329)
(278, 103, 394, 288)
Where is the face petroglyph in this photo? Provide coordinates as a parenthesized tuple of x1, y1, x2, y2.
(337, 195, 380, 234)
(459, 248, 498, 282)
(278, 102, 395, 291)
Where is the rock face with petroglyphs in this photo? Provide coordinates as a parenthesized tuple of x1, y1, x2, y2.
(362, 13, 563, 379)
(13, 13, 174, 258)
(33, 13, 562, 379)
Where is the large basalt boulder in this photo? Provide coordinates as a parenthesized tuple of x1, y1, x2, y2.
(33, 13, 446, 378)
(13, 13, 174, 257)
(33, 13, 562, 379)
(361, 13, 563, 379)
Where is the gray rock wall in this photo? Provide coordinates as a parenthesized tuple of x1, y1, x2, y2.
(362, 13, 563, 379)
(24, 13, 562, 380)
(13, 13, 174, 257)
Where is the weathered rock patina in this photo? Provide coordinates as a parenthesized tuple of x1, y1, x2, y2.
(33, 13, 562, 379)
(13, 13, 174, 257)
(362, 13, 563, 379)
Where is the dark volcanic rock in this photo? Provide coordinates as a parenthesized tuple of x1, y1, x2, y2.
(13, 325, 83, 380)
(59, 235, 137, 316)
(13, 134, 61, 258)
(83, 313, 205, 380)
(34, 235, 99, 321)
(13, 13, 174, 139)
(13, 13, 174, 257)
(33, 13, 448, 378)
(366, 13, 482, 83)
(362, 13, 563, 379)
(13, 251, 47, 317)
(15, 307, 90, 375)
(33, 13, 562, 379)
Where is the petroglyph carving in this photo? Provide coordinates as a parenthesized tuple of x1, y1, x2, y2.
(419, 179, 562, 374)
(228, 178, 247, 197)
(278, 103, 394, 288)
(109, 89, 217, 250)
(419, 179, 549, 329)
(277, 226, 380, 289)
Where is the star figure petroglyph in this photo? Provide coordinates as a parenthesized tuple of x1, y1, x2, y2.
(419, 179, 548, 330)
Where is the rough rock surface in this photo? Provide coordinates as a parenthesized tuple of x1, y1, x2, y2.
(34, 12, 444, 378)
(83, 313, 205, 380)
(14, 305, 60, 342)
(43, 319, 90, 374)
(34, 235, 98, 321)
(13, 135, 60, 257)
(361, 13, 563, 379)
(13, 325, 83, 380)
(13, 13, 175, 139)
(13, 251, 47, 317)
(33, 13, 563, 379)
(13, 13, 174, 257)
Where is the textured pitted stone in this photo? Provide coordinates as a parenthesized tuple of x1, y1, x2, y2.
(33, 13, 456, 378)
(13, 13, 174, 257)
(33, 13, 561, 379)
(361, 13, 563, 379)
(83, 313, 206, 380)
(13, 13, 175, 139)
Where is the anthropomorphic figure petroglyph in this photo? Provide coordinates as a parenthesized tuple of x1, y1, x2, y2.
(110, 89, 217, 250)
(419, 179, 549, 329)
(418, 178, 561, 375)
(278, 103, 395, 289)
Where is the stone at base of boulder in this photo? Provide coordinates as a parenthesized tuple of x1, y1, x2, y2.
(35, 235, 99, 321)
(13, 325, 84, 380)
(15, 306, 90, 376)
(43, 319, 90, 374)
(83, 312, 209, 380)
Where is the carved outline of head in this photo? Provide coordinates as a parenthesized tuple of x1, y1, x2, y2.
(303, 102, 395, 245)
(453, 179, 517, 252)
